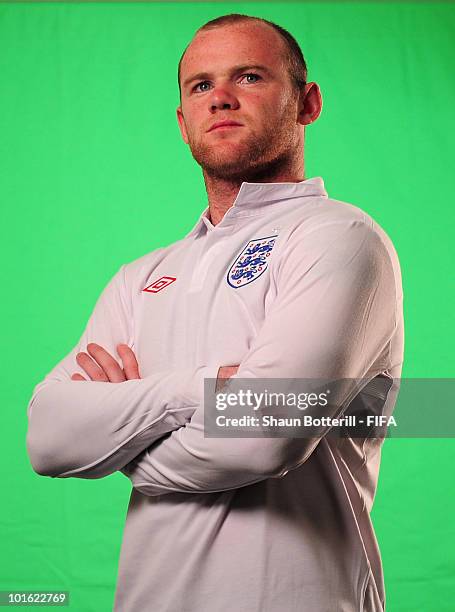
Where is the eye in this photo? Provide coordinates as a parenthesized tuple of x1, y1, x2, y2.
(239, 73, 262, 84)
(193, 81, 211, 93)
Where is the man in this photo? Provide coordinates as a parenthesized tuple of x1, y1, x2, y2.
(26, 13, 404, 612)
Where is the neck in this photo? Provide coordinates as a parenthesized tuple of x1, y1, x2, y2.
(204, 156, 305, 226)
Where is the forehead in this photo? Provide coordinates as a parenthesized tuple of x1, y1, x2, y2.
(181, 21, 288, 79)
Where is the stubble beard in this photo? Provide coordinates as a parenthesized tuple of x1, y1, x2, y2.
(186, 108, 299, 182)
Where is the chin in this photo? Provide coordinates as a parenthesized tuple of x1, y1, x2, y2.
(195, 153, 243, 171)
(202, 160, 263, 181)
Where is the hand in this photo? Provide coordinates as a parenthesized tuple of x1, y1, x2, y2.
(72, 343, 238, 390)
(216, 365, 240, 392)
(71, 343, 140, 382)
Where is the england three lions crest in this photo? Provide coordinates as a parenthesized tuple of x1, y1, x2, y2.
(227, 235, 278, 288)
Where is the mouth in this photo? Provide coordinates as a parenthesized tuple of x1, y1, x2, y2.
(207, 122, 243, 133)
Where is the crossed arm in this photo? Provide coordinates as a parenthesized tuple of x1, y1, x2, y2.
(26, 220, 398, 493)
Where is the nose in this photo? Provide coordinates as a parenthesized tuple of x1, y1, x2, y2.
(208, 85, 240, 113)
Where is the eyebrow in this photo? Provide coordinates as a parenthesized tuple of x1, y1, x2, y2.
(182, 64, 274, 89)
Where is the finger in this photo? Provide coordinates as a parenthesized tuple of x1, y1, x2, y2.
(218, 365, 240, 379)
(76, 351, 110, 382)
(215, 364, 240, 393)
(71, 373, 87, 381)
(117, 344, 141, 379)
(86, 343, 126, 383)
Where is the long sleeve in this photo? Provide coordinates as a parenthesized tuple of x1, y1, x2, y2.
(122, 218, 400, 495)
(26, 264, 219, 479)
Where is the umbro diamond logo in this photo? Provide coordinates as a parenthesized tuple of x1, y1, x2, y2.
(142, 276, 176, 293)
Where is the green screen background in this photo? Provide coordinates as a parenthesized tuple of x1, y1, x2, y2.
(1, 2, 454, 610)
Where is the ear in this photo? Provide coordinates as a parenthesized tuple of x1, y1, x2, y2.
(297, 82, 323, 126)
(176, 106, 189, 144)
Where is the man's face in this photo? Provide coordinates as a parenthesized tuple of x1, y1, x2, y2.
(177, 22, 304, 180)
